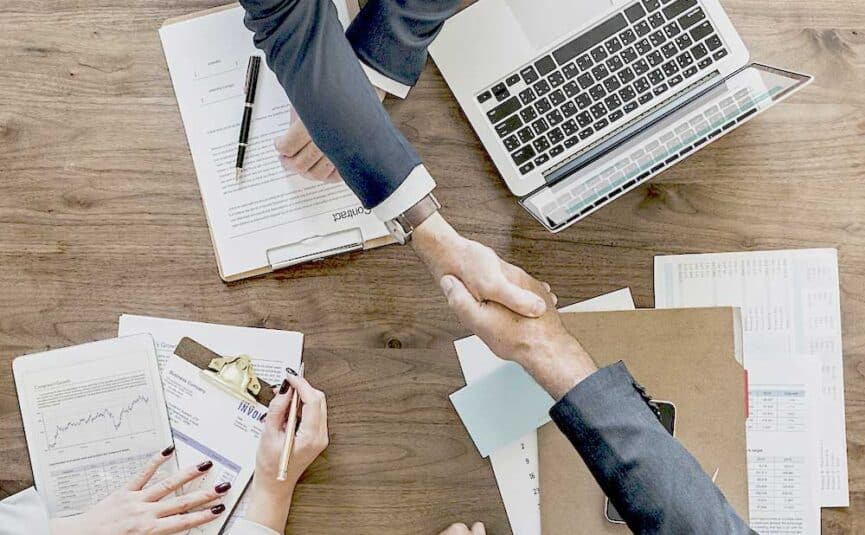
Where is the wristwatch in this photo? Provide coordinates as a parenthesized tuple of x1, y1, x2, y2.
(384, 193, 441, 245)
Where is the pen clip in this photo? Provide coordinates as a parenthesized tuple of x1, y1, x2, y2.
(243, 59, 253, 96)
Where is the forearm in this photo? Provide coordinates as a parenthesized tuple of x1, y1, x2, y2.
(242, 480, 294, 533)
(347, 0, 461, 87)
(550, 362, 754, 534)
(410, 212, 461, 275)
(240, 0, 424, 210)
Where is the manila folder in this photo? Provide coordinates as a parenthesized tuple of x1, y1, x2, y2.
(539, 307, 748, 533)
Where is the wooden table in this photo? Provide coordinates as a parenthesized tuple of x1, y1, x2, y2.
(1, 0, 863, 533)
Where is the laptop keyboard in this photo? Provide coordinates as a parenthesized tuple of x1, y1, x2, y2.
(477, 0, 729, 176)
(533, 85, 767, 227)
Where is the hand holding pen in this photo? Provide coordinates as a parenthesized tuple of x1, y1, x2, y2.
(243, 366, 329, 532)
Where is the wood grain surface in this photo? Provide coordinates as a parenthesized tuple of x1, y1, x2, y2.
(1, 0, 863, 533)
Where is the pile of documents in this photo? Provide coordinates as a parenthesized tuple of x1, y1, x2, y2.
(14, 315, 304, 533)
(451, 248, 847, 535)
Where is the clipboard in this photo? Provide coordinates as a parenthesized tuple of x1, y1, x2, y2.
(159, 1, 392, 282)
(173, 336, 280, 407)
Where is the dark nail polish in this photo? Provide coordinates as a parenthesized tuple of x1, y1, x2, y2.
(161, 445, 175, 457)
(215, 482, 231, 494)
(197, 460, 213, 472)
(285, 366, 298, 376)
(211, 504, 226, 515)
(279, 379, 290, 395)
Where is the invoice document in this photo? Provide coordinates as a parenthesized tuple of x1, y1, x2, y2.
(747, 358, 821, 535)
(159, 3, 390, 281)
(13, 335, 175, 517)
(117, 314, 304, 529)
(654, 248, 848, 506)
(161, 353, 265, 535)
(453, 288, 635, 535)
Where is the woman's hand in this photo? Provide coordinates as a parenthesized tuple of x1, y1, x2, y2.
(243, 373, 329, 532)
(50, 447, 230, 535)
(440, 522, 486, 534)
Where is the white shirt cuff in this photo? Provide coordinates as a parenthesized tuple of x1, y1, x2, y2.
(371, 164, 436, 221)
(360, 62, 412, 99)
(225, 518, 280, 535)
(0, 487, 51, 535)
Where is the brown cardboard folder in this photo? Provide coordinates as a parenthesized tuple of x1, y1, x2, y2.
(539, 307, 748, 533)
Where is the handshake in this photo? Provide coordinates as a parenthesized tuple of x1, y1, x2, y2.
(410, 212, 598, 400)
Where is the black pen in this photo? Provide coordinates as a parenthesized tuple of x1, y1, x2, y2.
(235, 56, 261, 180)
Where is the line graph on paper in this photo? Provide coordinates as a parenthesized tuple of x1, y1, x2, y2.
(35, 370, 158, 452)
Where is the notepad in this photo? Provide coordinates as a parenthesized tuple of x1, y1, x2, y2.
(450, 362, 555, 457)
(159, 2, 392, 281)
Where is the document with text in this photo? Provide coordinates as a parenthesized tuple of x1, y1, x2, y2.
(159, 3, 389, 280)
(654, 248, 848, 506)
(161, 354, 264, 535)
(453, 288, 635, 535)
(118, 314, 303, 530)
(746, 358, 821, 535)
(13, 335, 175, 517)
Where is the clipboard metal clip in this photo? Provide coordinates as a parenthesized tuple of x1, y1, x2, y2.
(201, 354, 262, 404)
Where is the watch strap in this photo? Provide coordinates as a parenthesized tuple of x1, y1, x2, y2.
(400, 193, 441, 230)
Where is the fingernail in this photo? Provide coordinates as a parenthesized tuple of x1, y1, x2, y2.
(215, 482, 231, 494)
(285, 366, 298, 376)
(161, 445, 175, 457)
(211, 504, 226, 515)
(439, 276, 454, 295)
(551, 293, 558, 305)
(197, 460, 213, 472)
(279, 379, 290, 395)
(542, 282, 551, 292)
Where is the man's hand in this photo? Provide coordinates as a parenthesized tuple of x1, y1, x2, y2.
(275, 87, 387, 183)
(439, 522, 486, 534)
(411, 213, 554, 318)
(440, 273, 598, 399)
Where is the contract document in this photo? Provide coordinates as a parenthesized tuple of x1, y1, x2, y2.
(747, 358, 821, 535)
(13, 335, 175, 517)
(654, 248, 848, 506)
(453, 288, 635, 535)
(159, 2, 390, 281)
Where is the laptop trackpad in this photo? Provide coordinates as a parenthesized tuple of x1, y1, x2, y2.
(504, 0, 615, 51)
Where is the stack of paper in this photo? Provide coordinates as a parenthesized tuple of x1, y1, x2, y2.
(12, 314, 305, 534)
(655, 248, 848, 532)
(450, 248, 847, 535)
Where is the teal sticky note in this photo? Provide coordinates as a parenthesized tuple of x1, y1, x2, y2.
(449, 361, 555, 457)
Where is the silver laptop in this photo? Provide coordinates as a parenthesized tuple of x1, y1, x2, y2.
(429, 0, 811, 232)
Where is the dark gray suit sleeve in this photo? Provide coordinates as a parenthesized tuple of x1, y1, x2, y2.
(239, 0, 422, 210)
(549, 362, 756, 535)
(346, 0, 461, 86)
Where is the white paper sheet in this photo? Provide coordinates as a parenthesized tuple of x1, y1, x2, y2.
(12, 335, 176, 517)
(453, 288, 636, 535)
(159, 3, 388, 279)
(118, 314, 303, 530)
(746, 358, 821, 534)
(654, 248, 848, 506)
